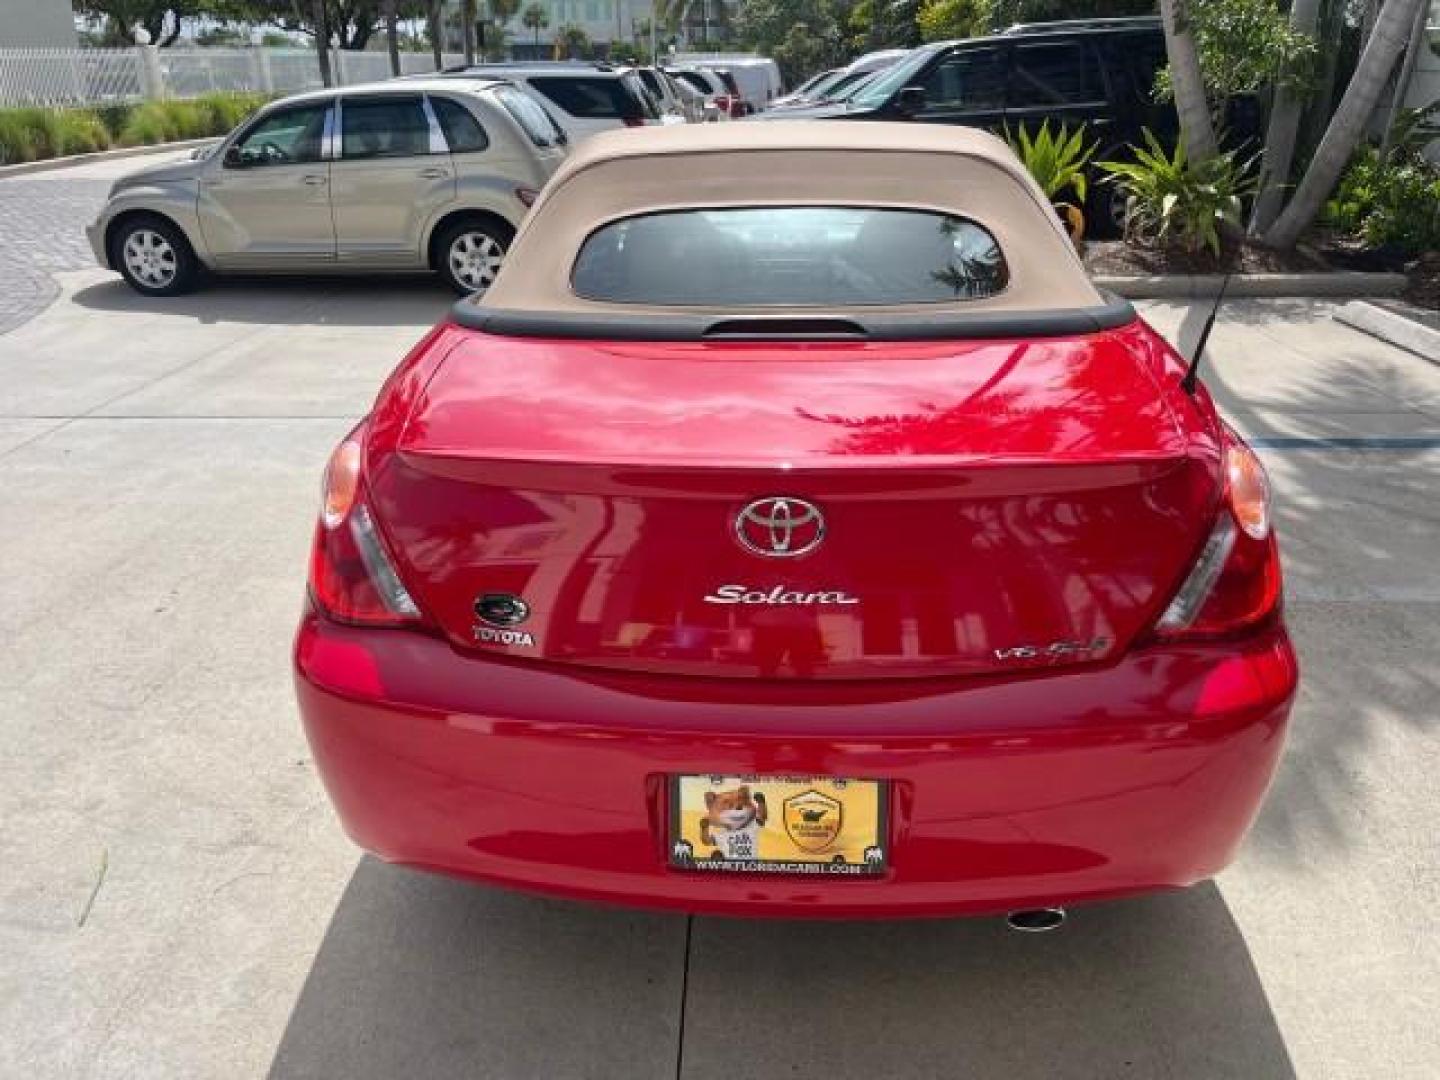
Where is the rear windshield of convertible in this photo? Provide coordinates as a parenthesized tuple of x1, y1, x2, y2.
(570, 207, 1009, 306)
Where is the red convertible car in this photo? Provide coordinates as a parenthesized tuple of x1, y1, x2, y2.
(295, 124, 1296, 924)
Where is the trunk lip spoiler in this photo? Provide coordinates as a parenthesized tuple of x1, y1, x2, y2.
(448, 293, 1138, 342)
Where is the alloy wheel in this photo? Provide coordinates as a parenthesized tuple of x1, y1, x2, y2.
(447, 231, 505, 292)
(122, 228, 178, 290)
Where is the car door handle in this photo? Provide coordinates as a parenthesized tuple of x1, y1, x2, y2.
(418, 167, 450, 179)
(302, 174, 328, 186)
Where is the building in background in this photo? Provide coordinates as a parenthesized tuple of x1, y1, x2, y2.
(0, 0, 77, 46)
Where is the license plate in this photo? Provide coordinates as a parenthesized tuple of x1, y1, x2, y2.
(669, 775, 887, 876)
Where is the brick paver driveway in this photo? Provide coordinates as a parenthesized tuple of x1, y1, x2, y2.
(0, 152, 192, 334)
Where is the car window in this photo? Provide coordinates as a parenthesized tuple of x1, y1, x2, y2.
(572, 206, 1008, 306)
(637, 69, 664, 99)
(920, 48, 1005, 111)
(829, 70, 884, 103)
(623, 74, 662, 119)
(529, 76, 643, 119)
(673, 71, 712, 95)
(231, 104, 328, 167)
(1008, 42, 1105, 107)
(430, 96, 489, 153)
(494, 85, 566, 146)
(341, 95, 435, 159)
(1116, 33, 1168, 101)
(849, 47, 935, 108)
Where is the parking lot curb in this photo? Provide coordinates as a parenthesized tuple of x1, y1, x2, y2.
(0, 138, 219, 179)
(1334, 300, 1440, 363)
(1094, 272, 1408, 300)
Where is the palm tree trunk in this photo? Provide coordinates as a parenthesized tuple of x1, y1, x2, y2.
(385, 0, 401, 76)
(462, 0, 478, 64)
(428, 0, 443, 69)
(1249, 0, 1322, 232)
(1159, 0, 1219, 162)
(312, 0, 333, 87)
(1263, 0, 1429, 249)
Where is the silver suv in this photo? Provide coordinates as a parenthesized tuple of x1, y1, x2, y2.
(87, 78, 568, 296)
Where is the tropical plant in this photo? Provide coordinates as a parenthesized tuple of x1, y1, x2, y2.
(1003, 121, 1097, 204)
(522, 1, 549, 46)
(1005, 121, 1098, 242)
(1099, 129, 1259, 256)
(557, 23, 591, 58)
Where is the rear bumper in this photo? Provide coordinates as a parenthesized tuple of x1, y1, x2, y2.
(294, 610, 1297, 918)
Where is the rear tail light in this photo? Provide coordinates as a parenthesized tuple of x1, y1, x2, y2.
(515, 186, 539, 207)
(622, 116, 645, 128)
(1153, 431, 1282, 640)
(308, 429, 423, 626)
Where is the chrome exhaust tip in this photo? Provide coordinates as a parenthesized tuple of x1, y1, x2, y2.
(1005, 907, 1066, 933)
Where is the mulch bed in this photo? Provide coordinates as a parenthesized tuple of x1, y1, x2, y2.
(1081, 239, 1330, 277)
(1082, 236, 1440, 311)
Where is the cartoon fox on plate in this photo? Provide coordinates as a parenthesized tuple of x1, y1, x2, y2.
(700, 785, 768, 861)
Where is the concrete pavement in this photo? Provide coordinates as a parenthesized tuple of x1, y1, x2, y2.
(0, 226, 1437, 1074)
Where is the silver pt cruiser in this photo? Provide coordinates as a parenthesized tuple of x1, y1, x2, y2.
(87, 77, 569, 296)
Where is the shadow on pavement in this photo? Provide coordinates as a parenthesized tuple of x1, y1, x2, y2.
(269, 862, 1292, 1080)
(71, 276, 456, 329)
(267, 857, 685, 1080)
(1165, 299, 1440, 865)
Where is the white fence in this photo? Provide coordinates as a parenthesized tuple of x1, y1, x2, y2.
(0, 47, 470, 108)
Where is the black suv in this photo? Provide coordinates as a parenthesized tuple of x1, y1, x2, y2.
(761, 18, 1258, 233)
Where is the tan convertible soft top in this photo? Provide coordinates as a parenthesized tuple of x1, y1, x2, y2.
(468, 121, 1116, 334)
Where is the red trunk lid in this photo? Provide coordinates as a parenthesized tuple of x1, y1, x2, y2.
(366, 323, 1220, 680)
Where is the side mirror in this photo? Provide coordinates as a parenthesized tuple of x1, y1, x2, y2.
(222, 144, 245, 168)
(894, 86, 927, 117)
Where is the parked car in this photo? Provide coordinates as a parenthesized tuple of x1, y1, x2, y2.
(664, 71, 709, 123)
(667, 67, 751, 118)
(770, 67, 843, 109)
(769, 66, 881, 110)
(758, 18, 1260, 232)
(295, 122, 1296, 920)
(665, 67, 727, 120)
(87, 78, 568, 296)
(449, 62, 661, 139)
(629, 65, 697, 124)
(672, 54, 783, 111)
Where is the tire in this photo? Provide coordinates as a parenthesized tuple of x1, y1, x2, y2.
(1086, 177, 1129, 241)
(111, 216, 199, 296)
(435, 218, 512, 295)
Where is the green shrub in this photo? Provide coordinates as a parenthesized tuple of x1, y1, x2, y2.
(0, 92, 271, 164)
(193, 92, 267, 132)
(1326, 149, 1440, 255)
(95, 103, 133, 139)
(1323, 112, 1440, 256)
(117, 102, 172, 146)
(55, 109, 111, 154)
(1099, 130, 1259, 256)
(0, 112, 37, 164)
(8, 107, 65, 159)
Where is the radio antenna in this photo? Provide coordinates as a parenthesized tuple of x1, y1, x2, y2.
(1181, 272, 1231, 397)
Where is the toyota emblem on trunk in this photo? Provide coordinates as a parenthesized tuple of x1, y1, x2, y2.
(734, 497, 825, 558)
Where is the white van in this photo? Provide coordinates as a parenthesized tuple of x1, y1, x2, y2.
(671, 54, 782, 112)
